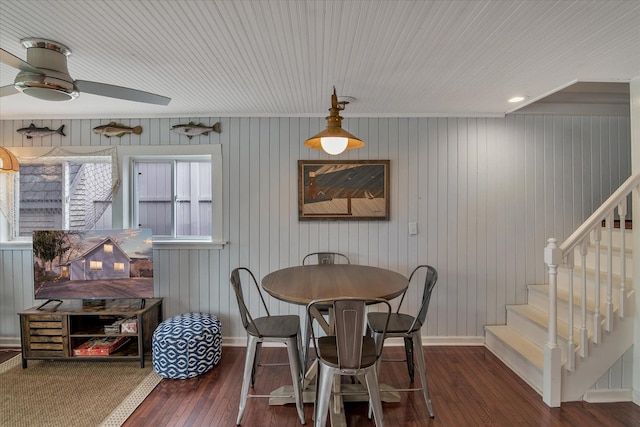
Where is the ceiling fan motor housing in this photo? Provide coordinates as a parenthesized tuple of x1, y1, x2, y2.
(13, 38, 79, 101)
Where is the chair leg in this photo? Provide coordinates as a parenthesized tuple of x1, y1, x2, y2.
(365, 367, 385, 427)
(404, 336, 415, 382)
(286, 336, 306, 425)
(314, 362, 333, 427)
(252, 341, 263, 387)
(237, 335, 259, 425)
(412, 332, 434, 418)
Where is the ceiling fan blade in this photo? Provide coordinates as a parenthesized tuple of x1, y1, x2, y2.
(0, 84, 19, 97)
(76, 80, 171, 105)
(0, 48, 43, 75)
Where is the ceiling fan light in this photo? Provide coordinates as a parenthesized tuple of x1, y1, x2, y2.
(320, 137, 349, 155)
(15, 73, 79, 101)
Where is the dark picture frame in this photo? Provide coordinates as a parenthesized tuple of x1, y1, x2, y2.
(298, 160, 390, 221)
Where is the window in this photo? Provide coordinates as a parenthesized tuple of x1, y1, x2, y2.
(1, 147, 116, 241)
(104, 244, 113, 253)
(133, 159, 212, 238)
(89, 260, 103, 270)
(114, 262, 125, 272)
(1, 144, 224, 249)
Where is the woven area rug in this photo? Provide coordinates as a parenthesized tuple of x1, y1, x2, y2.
(0, 355, 162, 427)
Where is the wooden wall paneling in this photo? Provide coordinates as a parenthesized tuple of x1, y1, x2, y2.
(395, 118, 409, 274)
(486, 116, 500, 325)
(446, 118, 459, 335)
(435, 117, 447, 335)
(475, 118, 488, 333)
(1, 250, 15, 336)
(377, 118, 391, 269)
(457, 117, 470, 334)
(245, 117, 260, 317)
(165, 249, 179, 317)
(271, 117, 286, 314)
(0, 113, 632, 373)
(466, 118, 479, 334)
(288, 118, 301, 268)
(621, 347, 633, 388)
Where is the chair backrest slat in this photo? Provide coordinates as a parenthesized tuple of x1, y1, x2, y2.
(308, 297, 390, 370)
(334, 299, 365, 369)
(230, 267, 271, 337)
(302, 252, 350, 265)
(407, 265, 438, 332)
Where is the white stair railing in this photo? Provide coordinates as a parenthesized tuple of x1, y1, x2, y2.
(543, 172, 640, 407)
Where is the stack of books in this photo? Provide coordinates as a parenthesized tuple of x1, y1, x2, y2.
(73, 336, 130, 356)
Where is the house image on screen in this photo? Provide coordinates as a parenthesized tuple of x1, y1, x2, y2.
(61, 237, 131, 281)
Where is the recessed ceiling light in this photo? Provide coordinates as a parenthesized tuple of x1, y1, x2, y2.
(508, 95, 529, 103)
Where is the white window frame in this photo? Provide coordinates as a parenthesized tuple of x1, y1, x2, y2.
(119, 145, 225, 249)
(0, 145, 225, 250)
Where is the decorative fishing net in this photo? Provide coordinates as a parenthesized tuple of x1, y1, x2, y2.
(0, 146, 119, 237)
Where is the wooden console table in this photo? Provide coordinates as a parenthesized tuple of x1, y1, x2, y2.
(18, 298, 162, 368)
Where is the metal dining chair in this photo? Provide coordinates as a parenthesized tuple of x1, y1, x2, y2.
(302, 251, 351, 265)
(301, 252, 351, 368)
(230, 267, 306, 425)
(308, 297, 391, 427)
(366, 265, 437, 418)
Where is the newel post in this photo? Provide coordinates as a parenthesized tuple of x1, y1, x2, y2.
(543, 238, 562, 407)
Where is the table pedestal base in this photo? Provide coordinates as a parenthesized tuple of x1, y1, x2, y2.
(269, 384, 400, 427)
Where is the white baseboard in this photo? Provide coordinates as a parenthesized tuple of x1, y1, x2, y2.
(0, 337, 20, 348)
(222, 335, 485, 347)
(583, 388, 633, 403)
(633, 389, 640, 406)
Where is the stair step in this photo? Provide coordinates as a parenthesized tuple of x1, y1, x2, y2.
(485, 325, 544, 393)
(506, 304, 585, 348)
(527, 284, 604, 314)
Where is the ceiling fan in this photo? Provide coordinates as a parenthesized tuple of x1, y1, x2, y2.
(0, 38, 171, 105)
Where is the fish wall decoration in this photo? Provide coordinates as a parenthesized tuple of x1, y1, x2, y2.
(93, 122, 143, 138)
(170, 122, 221, 139)
(17, 124, 65, 139)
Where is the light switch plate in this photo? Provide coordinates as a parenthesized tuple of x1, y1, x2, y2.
(408, 222, 418, 235)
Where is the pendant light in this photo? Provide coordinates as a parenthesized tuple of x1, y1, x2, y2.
(304, 87, 364, 155)
(0, 147, 19, 172)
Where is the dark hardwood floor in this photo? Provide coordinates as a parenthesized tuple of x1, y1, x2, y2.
(2, 346, 639, 426)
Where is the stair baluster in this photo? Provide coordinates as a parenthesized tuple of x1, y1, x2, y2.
(565, 250, 575, 371)
(618, 199, 627, 318)
(578, 239, 589, 359)
(592, 227, 602, 344)
(605, 213, 614, 332)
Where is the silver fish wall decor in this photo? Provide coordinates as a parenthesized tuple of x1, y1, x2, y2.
(170, 122, 221, 139)
(93, 122, 143, 138)
(17, 124, 66, 139)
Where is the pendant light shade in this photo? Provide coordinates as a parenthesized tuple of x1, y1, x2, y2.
(304, 87, 364, 155)
(0, 147, 19, 172)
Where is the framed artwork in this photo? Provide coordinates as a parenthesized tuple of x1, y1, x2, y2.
(298, 160, 390, 221)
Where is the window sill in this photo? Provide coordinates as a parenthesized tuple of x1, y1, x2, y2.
(151, 240, 227, 250)
(0, 240, 228, 251)
(0, 241, 32, 251)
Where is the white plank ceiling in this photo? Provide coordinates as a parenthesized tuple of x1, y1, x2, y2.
(0, 0, 638, 120)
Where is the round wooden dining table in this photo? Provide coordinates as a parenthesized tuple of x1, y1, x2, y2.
(262, 264, 409, 426)
(261, 264, 408, 305)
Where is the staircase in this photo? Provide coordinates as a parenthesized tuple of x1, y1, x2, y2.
(485, 174, 638, 407)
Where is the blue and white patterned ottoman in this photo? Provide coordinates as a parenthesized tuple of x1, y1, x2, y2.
(152, 312, 222, 379)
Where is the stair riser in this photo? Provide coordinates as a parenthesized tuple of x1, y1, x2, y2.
(505, 310, 572, 361)
(485, 330, 543, 393)
(527, 289, 601, 328)
(577, 251, 633, 278)
(590, 228, 632, 248)
(553, 276, 625, 306)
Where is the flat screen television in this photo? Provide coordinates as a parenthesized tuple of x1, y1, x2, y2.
(32, 228, 154, 304)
